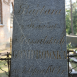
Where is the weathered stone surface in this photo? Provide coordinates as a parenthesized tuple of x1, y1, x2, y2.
(11, 0, 68, 77)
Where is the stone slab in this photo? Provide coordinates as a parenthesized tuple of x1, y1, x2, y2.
(11, 0, 68, 77)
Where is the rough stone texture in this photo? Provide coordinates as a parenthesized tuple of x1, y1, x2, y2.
(11, 0, 68, 77)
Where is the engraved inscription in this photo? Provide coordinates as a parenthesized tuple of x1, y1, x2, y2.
(13, 50, 66, 59)
(25, 36, 65, 44)
(20, 24, 60, 29)
(15, 4, 62, 15)
(12, 65, 65, 75)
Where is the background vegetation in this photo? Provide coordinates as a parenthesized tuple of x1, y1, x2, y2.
(66, 0, 77, 35)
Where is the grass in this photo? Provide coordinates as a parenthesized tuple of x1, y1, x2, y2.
(70, 62, 77, 71)
(0, 73, 8, 77)
(0, 61, 8, 77)
(0, 46, 11, 77)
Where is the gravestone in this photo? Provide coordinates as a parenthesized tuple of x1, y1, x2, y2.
(11, 0, 68, 77)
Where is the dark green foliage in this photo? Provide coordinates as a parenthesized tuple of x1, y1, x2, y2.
(66, 1, 77, 35)
(66, 9, 71, 34)
(73, 9, 77, 34)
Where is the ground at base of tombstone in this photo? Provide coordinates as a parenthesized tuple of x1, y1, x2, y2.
(0, 44, 10, 77)
(0, 61, 8, 77)
(68, 47, 77, 72)
(0, 73, 8, 77)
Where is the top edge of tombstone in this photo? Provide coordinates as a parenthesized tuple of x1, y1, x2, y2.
(14, 0, 65, 3)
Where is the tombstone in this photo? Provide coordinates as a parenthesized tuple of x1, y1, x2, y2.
(11, 0, 68, 77)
